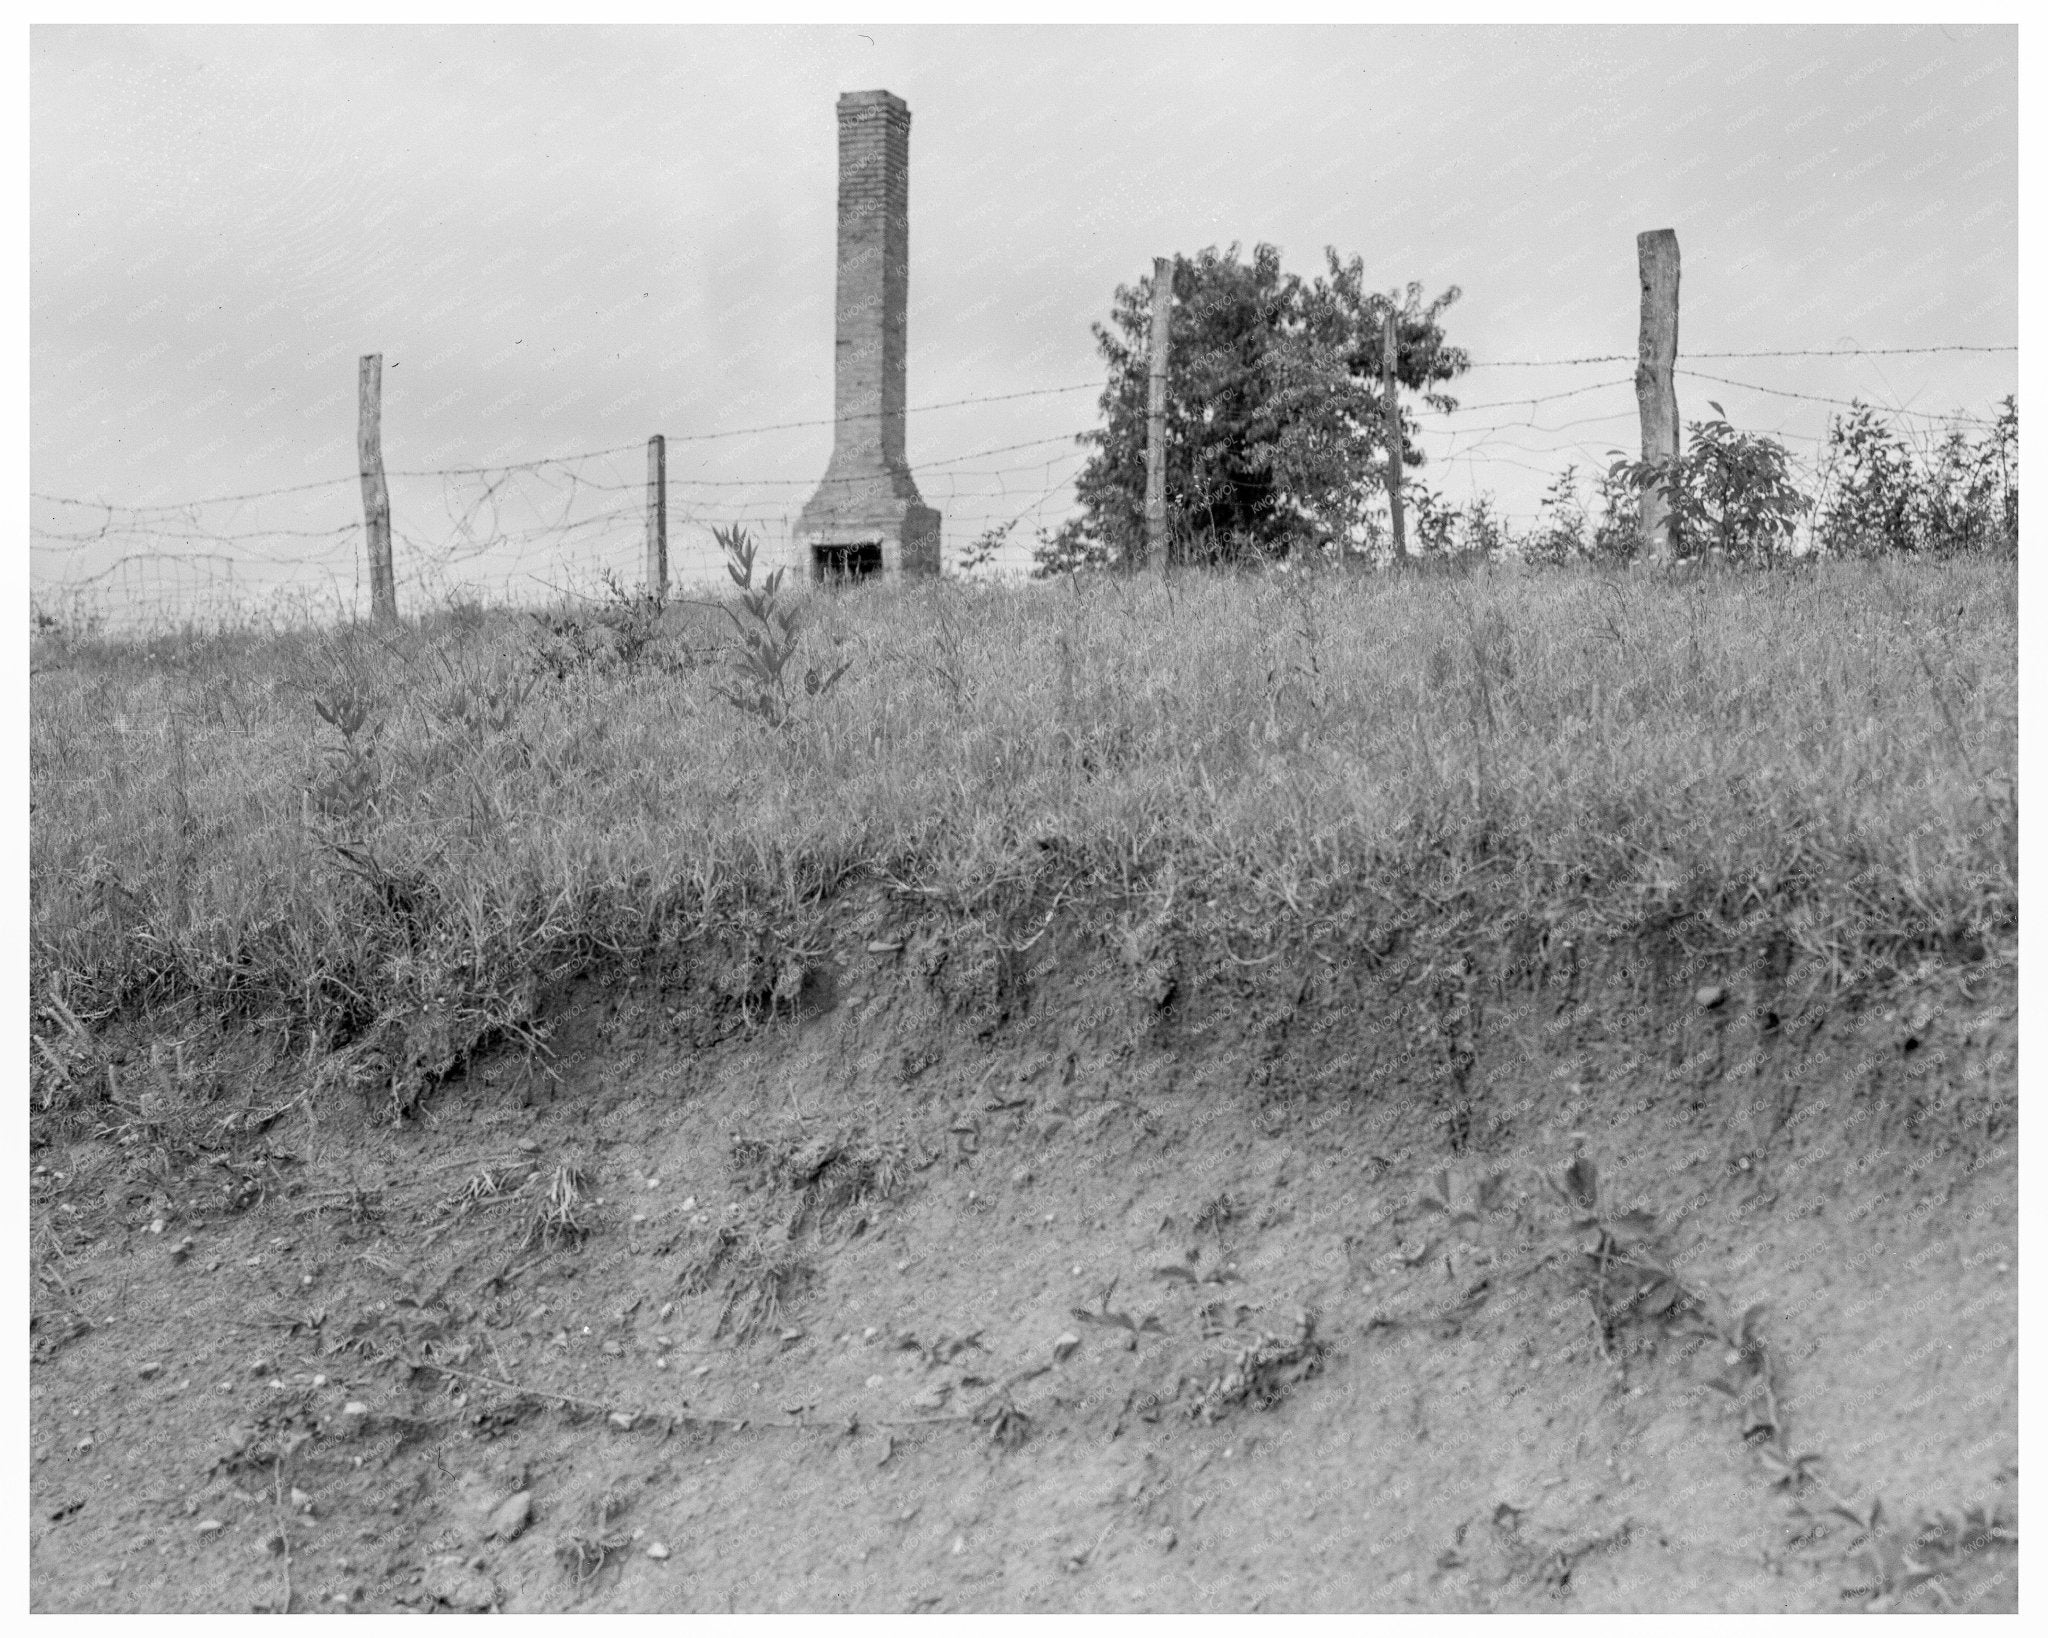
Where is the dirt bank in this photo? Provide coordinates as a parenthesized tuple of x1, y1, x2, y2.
(29, 912, 2017, 1611)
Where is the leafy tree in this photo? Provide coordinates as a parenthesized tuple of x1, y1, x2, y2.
(1041, 244, 1469, 571)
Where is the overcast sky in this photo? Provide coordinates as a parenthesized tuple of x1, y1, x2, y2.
(29, 23, 2018, 618)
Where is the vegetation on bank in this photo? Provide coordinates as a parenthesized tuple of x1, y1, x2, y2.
(29, 555, 2016, 1118)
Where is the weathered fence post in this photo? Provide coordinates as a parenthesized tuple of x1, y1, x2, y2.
(1383, 307, 1407, 562)
(645, 433, 668, 601)
(1635, 228, 1681, 564)
(1143, 255, 1172, 571)
(357, 354, 397, 623)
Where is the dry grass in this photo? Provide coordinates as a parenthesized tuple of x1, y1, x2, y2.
(28, 557, 2016, 1112)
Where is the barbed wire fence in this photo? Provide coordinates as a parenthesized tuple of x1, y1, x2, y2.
(1422, 344, 2017, 540)
(30, 343, 2015, 634)
(29, 381, 1108, 633)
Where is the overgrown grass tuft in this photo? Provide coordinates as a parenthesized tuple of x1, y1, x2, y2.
(28, 557, 2016, 1111)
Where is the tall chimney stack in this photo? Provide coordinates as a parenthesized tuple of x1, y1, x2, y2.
(795, 90, 941, 581)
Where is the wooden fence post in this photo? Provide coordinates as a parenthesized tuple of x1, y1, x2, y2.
(1635, 228, 1681, 564)
(357, 354, 397, 623)
(1383, 308, 1407, 562)
(645, 434, 668, 600)
(1143, 255, 1172, 571)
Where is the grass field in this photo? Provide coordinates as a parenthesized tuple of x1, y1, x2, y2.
(29, 555, 2017, 1115)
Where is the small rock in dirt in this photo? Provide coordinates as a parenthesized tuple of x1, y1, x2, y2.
(602, 1341, 623, 1357)
(249, 1357, 273, 1377)
(1011, 1166, 1033, 1188)
(195, 1519, 225, 1537)
(518, 1139, 540, 1154)
(291, 1488, 314, 1515)
(866, 1374, 885, 1389)
(1695, 984, 1728, 1010)
(646, 1542, 670, 1561)
(424, 1558, 498, 1612)
(659, 1300, 675, 1319)
(608, 1412, 636, 1431)
(137, 1362, 162, 1380)
(170, 1237, 195, 1264)
(338, 1402, 370, 1437)
(489, 1491, 532, 1541)
(76, 1434, 95, 1453)
(695, 1365, 712, 1378)
(1052, 1333, 1081, 1363)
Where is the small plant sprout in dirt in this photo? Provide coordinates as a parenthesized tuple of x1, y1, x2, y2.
(711, 525, 850, 729)
(1548, 1148, 2004, 1611)
(523, 1164, 597, 1252)
(556, 1492, 634, 1588)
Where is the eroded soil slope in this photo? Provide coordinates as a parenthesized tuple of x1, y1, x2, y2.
(29, 918, 2018, 1612)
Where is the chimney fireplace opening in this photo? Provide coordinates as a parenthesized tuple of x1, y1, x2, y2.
(811, 539, 884, 583)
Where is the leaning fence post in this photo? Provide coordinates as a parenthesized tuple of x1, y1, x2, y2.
(357, 354, 397, 623)
(1143, 255, 1172, 571)
(645, 434, 668, 601)
(1383, 307, 1407, 562)
(1635, 228, 1681, 564)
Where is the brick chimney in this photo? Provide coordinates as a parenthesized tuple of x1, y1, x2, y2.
(795, 90, 941, 581)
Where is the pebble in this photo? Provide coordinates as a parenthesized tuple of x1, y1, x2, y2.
(1052, 1332, 1080, 1362)
(646, 1543, 670, 1561)
(291, 1488, 314, 1515)
(677, 1200, 694, 1214)
(137, 1362, 162, 1380)
(489, 1491, 532, 1541)
(517, 1138, 540, 1154)
(607, 1412, 636, 1431)
(866, 1375, 885, 1389)
(658, 1301, 674, 1320)
(423, 1558, 497, 1612)
(196, 1519, 225, 1536)
(1695, 984, 1727, 1010)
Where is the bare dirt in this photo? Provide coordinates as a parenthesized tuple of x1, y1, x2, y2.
(29, 906, 2018, 1612)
